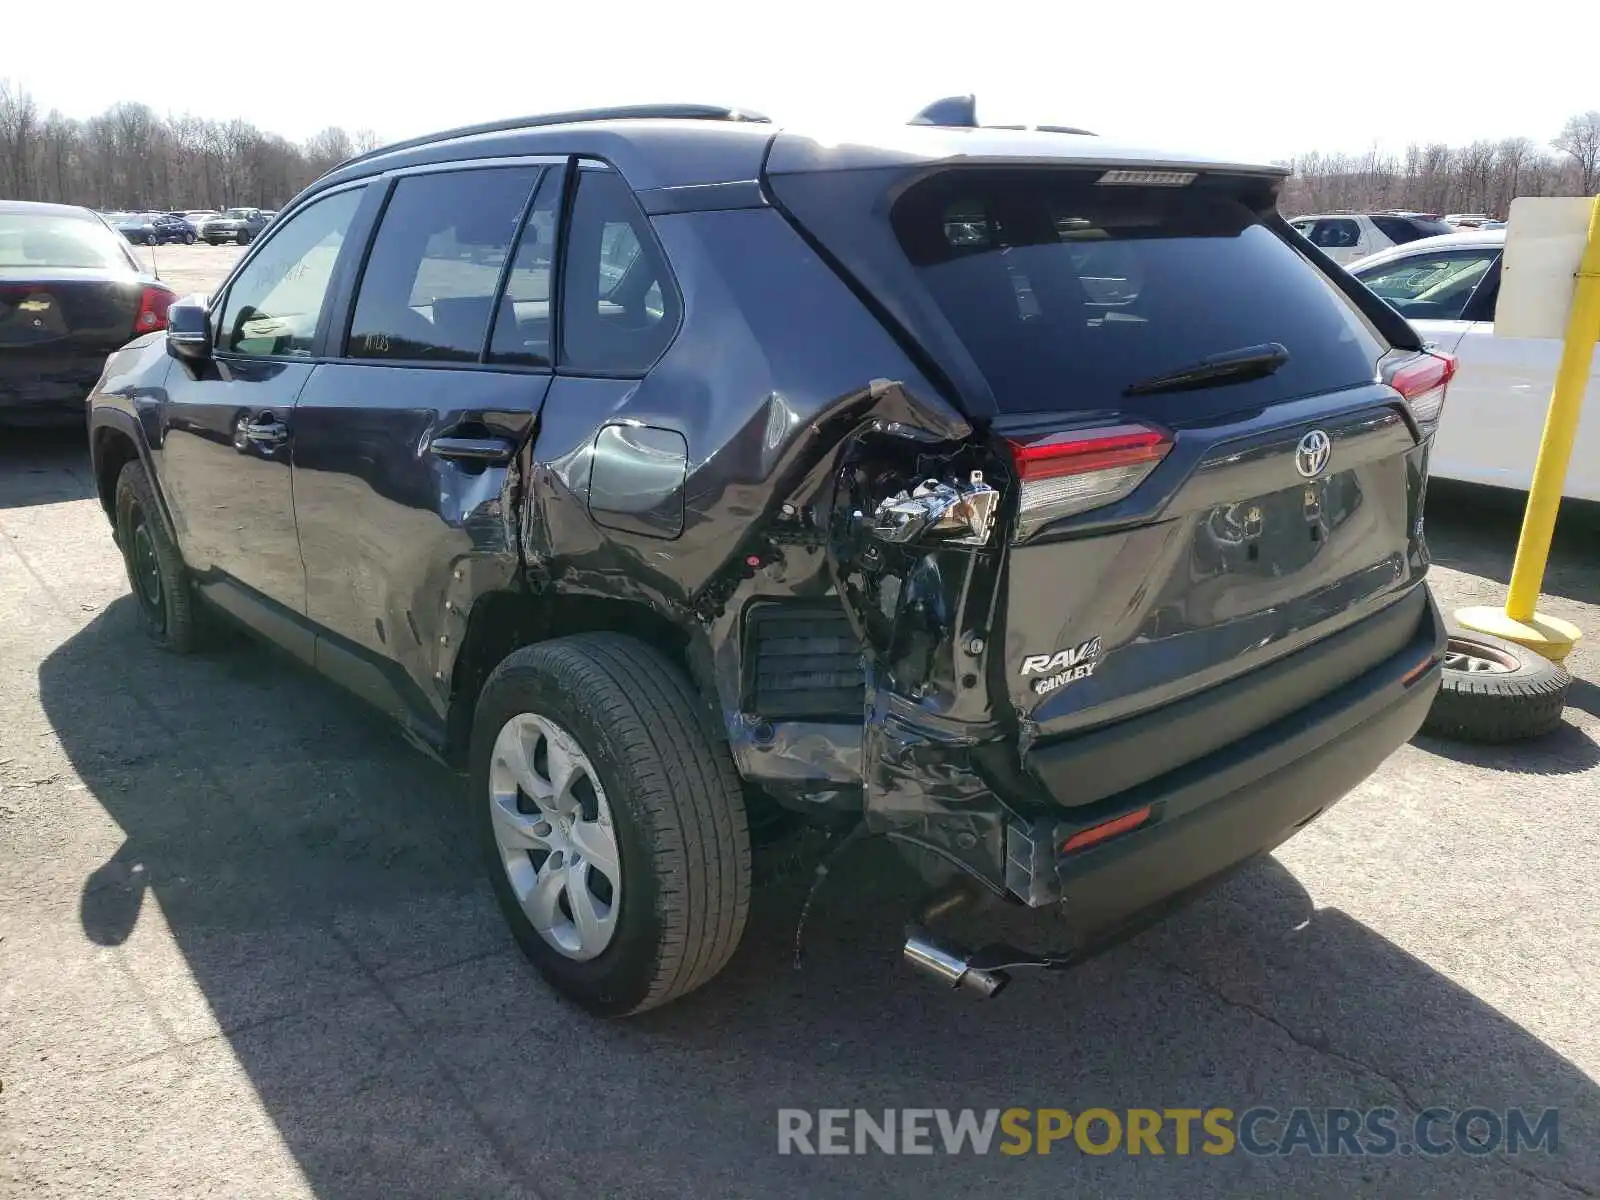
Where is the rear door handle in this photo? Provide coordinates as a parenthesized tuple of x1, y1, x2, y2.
(429, 435, 516, 465)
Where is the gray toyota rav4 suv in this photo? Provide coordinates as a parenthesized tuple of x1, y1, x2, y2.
(87, 101, 1449, 1014)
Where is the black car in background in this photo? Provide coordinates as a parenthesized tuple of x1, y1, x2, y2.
(108, 212, 196, 246)
(108, 211, 196, 246)
(109, 212, 160, 245)
(1, 200, 175, 422)
(199, 207, 269, 244)
(158, 213, 200, 243)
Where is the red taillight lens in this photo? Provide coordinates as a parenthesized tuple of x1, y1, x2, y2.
(1061, 805, 1152, 854)
(1385, 351, 1456, 437)
(1007, 423, 1172, 538)
(134, 285, 175, 334)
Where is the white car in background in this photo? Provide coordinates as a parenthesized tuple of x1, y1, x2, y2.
(1350, 229, 1600, 501)
(1288, 211, 1455, 264)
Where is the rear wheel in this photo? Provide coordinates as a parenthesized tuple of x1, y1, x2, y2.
(1420, 626, 1571, 743)
(469, 634, 751, 1015)
(184, 232, 196, 245)
(114, 462, 206, 653)
(237, 230, 252, 246)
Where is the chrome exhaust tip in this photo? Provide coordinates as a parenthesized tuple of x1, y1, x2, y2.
(903, 928, 1008, 998)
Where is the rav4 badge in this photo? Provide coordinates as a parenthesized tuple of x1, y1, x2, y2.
(1020, 637, 1103, 696)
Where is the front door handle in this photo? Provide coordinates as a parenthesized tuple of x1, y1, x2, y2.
(429, 435, 516, 465)
(243, 417, 288, 446)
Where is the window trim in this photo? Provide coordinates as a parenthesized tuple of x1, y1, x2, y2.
(330, 158, 568, 374)
(482, 160, 570, 368)
(552, 159, 685, 380)
(209, 179, 373, 365)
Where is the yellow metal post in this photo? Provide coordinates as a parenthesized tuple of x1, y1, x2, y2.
(1456, 194, 1600, 662)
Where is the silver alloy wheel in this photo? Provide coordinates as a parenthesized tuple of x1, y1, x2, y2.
(1443, 636, 1517, 675)
(488, 713, 622, 961)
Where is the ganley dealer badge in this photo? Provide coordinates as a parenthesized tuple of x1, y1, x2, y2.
(1020, 636, 1103, 696)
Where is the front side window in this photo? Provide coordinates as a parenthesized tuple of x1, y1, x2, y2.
(347, 166, 542, 362)
(215, 187, 362, 357)
(559, 169, 678, 375)
(1353, 249, 1500, 321)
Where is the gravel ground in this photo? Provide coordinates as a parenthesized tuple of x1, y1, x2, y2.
(131, 241, 245, 298)
(1, 415, 1596, 1198)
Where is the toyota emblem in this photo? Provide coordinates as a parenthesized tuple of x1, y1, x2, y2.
(1295, 429, 1332, 479)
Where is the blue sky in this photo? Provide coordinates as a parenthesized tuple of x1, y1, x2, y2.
(4, 0, 1594, 163)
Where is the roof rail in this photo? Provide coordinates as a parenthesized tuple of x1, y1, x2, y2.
(338, 103, 771, 170)
(907, 95, 1094, 137)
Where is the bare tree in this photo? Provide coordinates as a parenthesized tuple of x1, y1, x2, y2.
(1553, 111, 1600, 194)
(10, 83, 1589, 220)
(0, 77, 39, 195)
(0, 81, 378, 209)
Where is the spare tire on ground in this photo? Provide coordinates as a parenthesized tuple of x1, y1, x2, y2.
(1420, 623, 1572, 743)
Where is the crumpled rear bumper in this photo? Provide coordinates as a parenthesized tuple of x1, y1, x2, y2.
(873, 585, 1443, 952)
(999, 587, 1444, 940)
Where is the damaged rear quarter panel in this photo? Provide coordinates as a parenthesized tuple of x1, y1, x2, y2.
(521, 206, 1031, 873)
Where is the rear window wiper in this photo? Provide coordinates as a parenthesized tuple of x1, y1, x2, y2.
(1123, 342, 1290, 396)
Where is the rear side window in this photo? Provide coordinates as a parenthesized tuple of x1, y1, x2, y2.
(891, 172, 1384, 419)
(558, 169, 678, 375)
(1371, 214, 1453, 244)
(347, 166, 542, 362)
(1308, 218, 1360, 249)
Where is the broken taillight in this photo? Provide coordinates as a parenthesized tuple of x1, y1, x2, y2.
(134, 285, 175, 334)
(1007, 423, 1172, 539)
(1383, 350, 1456, 438)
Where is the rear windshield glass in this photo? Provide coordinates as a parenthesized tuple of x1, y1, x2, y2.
(891, 171, 1384, 420)
(0, 213, 132, 271)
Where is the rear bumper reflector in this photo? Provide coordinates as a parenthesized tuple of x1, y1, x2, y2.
(1061, 805, 1152, 853)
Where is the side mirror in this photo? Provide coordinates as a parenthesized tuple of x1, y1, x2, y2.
(166, 294, 213, 363)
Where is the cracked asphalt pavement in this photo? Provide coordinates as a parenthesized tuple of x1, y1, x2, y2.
(1, 424, 1597, 1197)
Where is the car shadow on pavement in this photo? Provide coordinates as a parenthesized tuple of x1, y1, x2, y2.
(0, 426, 96, 508)
(38, 597, 1600, 1199)
(1425, 481, 1600, 608)
(1411, 723, 1600, 775)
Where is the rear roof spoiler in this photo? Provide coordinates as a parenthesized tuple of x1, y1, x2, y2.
(908, 94, 1095, 137)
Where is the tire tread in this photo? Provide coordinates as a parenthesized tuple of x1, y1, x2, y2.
(480, 634, 750, 1013)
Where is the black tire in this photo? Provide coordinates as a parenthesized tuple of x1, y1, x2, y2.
(237, 230, 252, 246)
(113, 461, 205, 653)
(184, 232, 196, 245)
(470, 634, 751, 1016)
(1420, 625, 1571, 743)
